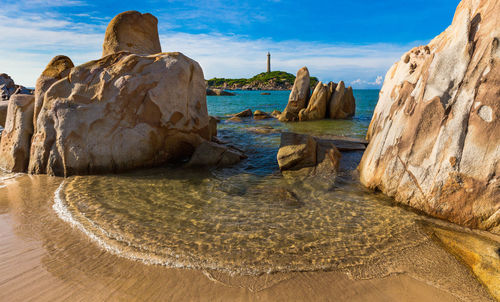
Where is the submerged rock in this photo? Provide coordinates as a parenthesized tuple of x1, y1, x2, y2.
(246, 126, 281, 134)
(227, 116, 243, 123)
(234, 108, 253, 117)
(253, 110, 271, 120)
(102, 11, 162, 57)
(359, 0, 500, 234)
(277, 132, 341, 176)
(0, 95, 35, 172)
(34, 55, 74, 132)
(298, 82, 328, 121)
(29, 52, 208, 176)
(271, 110, 281, 118)
(206, 88, 235, 96)
(279, 67, 310, 122)
(187, 141, 246, 167)
(422, 223, 500, 300)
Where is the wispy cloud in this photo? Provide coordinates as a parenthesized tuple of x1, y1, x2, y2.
(0, 1, 419, 88)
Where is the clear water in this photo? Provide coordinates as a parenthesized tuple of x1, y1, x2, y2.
(54, 90, 433, 275)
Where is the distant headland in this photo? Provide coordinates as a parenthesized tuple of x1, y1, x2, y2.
(206, 71, 319, 91)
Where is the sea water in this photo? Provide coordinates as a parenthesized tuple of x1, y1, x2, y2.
(53, 90, 433, 275)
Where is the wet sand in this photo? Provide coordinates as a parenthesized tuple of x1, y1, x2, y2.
(0, 174, 495, 301)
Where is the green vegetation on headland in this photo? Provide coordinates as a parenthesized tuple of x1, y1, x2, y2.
(206, 71, 319, 91)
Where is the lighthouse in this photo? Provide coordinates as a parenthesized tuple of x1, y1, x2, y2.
(267, 52, 271, 73)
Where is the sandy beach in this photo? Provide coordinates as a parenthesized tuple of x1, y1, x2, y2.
(0, 174, 494, 301)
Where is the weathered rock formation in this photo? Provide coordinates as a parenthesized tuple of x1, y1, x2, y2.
(359, 0, 500, 234)
(329, 81, 356, 119)
(277, 132, 341, 177)
(279, 67, 355, 122)
(298, 82, 328, 121)
(271, 110, 281, 118)
(279, 67, 311, 122)
(28, 52, 208, 176)
(34, 55, 74, 132)
(102, 11, 162, 57)
(0, 95, 35, 172)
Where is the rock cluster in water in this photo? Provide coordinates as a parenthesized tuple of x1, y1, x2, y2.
(279, 67, 356, 122)
(277, 132, 341, 177)
(359, 0, 500, 234)
(0, 11, 242, 176)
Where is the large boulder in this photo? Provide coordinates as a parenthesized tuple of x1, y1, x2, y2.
(277, 132, 341, 176)
(298, 82, 328, 121)
(102, 11, 162, 57)
(279, 67, 310, 122)
(0, 95, 35, 172)
(359, 0, 500, 234)
(28, 52, 209, 176)
(34, 55, 74, 132)
(328, 81, 356, 119)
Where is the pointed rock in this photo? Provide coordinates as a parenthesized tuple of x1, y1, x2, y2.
(279, 67, 310, 122)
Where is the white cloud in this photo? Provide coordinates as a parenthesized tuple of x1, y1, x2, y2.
(350, 75, 385, 88)
(0, 3, 418, 88)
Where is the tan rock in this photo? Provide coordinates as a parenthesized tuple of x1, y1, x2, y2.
(359, 0, 500, 234)
(187, 141, 245, 167)
(328, 81, 356, 119)
(102, 11, 162, 57)
(253, 110, 271, 120)
(0, 101, 8, 128)
(271, 110, 281, 118)
(34, 55, 74, 132)
(277, 132, 341, 177)
(0, 95, 35, 172)
(277, 132, 317, 171)
(234, 108, 252, 117)
(28, 52, 208, 176)
(298, 82, 328, 121)
(279, 67, 310, 122)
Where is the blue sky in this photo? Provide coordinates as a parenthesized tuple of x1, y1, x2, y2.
(1, 0, 460, 88)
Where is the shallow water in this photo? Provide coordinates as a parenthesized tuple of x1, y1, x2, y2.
(53, 90, 426, 275)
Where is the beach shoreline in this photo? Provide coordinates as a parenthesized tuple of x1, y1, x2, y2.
(0, 174, 494, 302)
